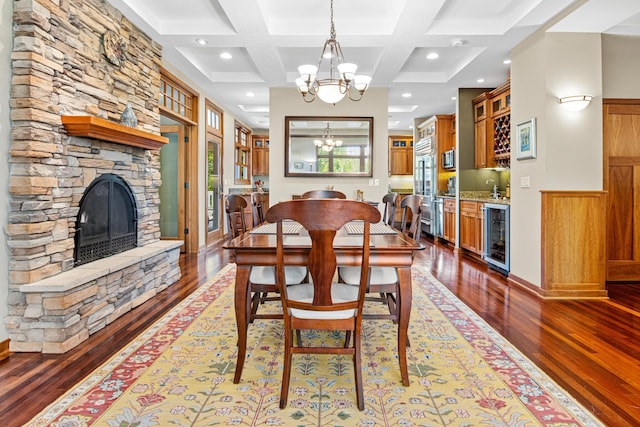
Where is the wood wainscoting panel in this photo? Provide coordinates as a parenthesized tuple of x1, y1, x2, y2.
(540, 190, 607, 298)
(0, 339, 10, 361)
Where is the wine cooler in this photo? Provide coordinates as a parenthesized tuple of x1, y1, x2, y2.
(484, 203, 509, 274)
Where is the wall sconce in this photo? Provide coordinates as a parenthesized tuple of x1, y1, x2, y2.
(558, 95, 593, 111)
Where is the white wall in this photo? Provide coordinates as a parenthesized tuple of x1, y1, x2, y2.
(269, 87, 390, 204)
(510, 32, 603, 287)
(0, 0, 11, 341)
(602, 34, 640, 97)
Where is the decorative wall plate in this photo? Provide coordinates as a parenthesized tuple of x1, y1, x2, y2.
(103, 30, 127, 67)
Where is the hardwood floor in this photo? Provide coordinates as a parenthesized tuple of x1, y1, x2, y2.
(2, 237, 640, 426)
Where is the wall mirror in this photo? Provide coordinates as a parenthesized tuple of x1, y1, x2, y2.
(285, 116, 373, 177)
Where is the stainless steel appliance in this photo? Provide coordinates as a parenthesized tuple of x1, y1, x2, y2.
(414, 137, 436, 235)
(433, 197, 443, 237)
(442, 148, 455, 169)
(484, 203, 509, 274)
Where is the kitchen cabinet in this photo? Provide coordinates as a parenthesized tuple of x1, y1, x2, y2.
(389, 137, 413, 175)
(460, 201, 484, 255)
(472, 93, 495, 169)
(252, 135, 269, 176)
(443, 198, 456, 243)
(472, 79, 510, 169)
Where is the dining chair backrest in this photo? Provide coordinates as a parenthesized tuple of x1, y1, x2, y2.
(225, 194, 248, 239)
(266, 199, 380, 306)
(382, 192, 399, 226)
(251, 192, 267, 227)
(399, 194, 423, 240)
(300, 189, 347, 199)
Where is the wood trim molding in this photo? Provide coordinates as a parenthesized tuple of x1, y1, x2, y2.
(507, 273, 543, 297)
(61, 116, 168, 150)
(0, 339, 10, 361)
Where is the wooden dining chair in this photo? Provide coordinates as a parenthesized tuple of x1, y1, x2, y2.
(250, 191, 267, 227)
(225, 194, 248, 240)
(382, 192, 399, 226)
(339, 194, 423, 323)
(265, 199, 381, 411)
(300, 189, 347, 199)
(225, 195, 307, 323)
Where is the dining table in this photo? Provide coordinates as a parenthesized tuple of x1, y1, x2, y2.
(223, 219, 424, 386)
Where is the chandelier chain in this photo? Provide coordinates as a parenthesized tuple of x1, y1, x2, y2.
(329, 0, 336, 40)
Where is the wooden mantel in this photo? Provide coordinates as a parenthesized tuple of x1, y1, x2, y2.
(61, 115, 168, 150)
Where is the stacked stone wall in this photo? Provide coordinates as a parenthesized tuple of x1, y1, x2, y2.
(5, 0, 181, 353)
(8, 0, 163, 285)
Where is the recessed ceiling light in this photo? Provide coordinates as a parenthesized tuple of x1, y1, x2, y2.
(402, 93, 412, 98)
(503, 59, 511, 64)
(195, 38, 207, 46)
(477, 78, 485, 83)
(219, 52, 232, 59)
(450, 39, 466, 47)
(451, 96, 457, 101)
(426, 52, 439, 60)
(246, 92, 255, 97)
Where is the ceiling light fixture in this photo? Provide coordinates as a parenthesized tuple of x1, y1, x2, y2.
(450, 39, 466, 48)
(295, 0, 370, 104)
(219, 52, 232, 59)
(426, 52, 439, 60)
(503, 59, 511, 64)
(314, 122, 343, 151)
(246, 92, 255, 97)
(558, 95, 593, 111)
(195, 38, 207, 46)
(477, 78, 485, 83)
(402, 93, 412, 98)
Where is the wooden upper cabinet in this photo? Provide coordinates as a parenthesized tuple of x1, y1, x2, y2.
(472, 80, 511, 169)
(389, 136, 413, 175)
(252, 135, 269, 176)
(490, 80, 511, 118)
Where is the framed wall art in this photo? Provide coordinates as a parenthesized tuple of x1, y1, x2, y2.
(516, 117, 537, 160)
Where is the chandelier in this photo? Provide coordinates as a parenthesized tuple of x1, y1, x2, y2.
(295, 0, 371, 104)
(314, 122, 342, 152)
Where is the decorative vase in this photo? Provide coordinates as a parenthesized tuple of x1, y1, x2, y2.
(120, 102, 137, 128)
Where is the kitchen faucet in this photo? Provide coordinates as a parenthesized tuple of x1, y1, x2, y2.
(486, 179, 500, 199)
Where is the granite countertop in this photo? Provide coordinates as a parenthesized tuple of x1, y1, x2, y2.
(437, 191, 510, 205)
(390, 188, 413, 195)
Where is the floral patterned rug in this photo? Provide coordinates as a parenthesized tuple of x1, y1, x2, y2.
(26, 263, 602, 426)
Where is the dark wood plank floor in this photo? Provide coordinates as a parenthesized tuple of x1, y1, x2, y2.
(2, 237, 640, 426)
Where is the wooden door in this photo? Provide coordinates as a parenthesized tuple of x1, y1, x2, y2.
(604, 101, 640, 281)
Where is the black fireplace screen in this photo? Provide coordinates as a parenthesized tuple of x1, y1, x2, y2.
(74, 174, 138, 265)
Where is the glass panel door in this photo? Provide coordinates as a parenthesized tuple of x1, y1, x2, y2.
(206, 136, 223, 243)
(160, 124, 186, 251)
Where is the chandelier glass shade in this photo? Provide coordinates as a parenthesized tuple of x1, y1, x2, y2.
(314, 122, 343, 152)
(296, 0, 371, 104)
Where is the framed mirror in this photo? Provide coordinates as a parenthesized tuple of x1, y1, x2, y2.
(285, 116, 373, 177)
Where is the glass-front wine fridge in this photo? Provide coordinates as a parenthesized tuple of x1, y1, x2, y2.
(484, 203, 509, 274)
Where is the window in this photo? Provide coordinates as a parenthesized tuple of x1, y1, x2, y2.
(316, 144, 370, 174)
(234, 121, 251, 184)
(159, 73, 194, 121)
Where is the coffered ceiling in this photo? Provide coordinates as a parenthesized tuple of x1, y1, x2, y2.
(107, 0, 640, 131)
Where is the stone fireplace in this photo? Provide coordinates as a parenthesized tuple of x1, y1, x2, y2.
(5, 0, 182, 353)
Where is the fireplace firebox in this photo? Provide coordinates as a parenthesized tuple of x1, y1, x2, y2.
(74, 174, 138, 265)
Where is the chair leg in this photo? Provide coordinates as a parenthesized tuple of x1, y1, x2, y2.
(353, 329, 364, 411)
(280, 329, 294, 409)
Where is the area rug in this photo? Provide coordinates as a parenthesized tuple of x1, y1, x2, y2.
(26, 263, 603, 426)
